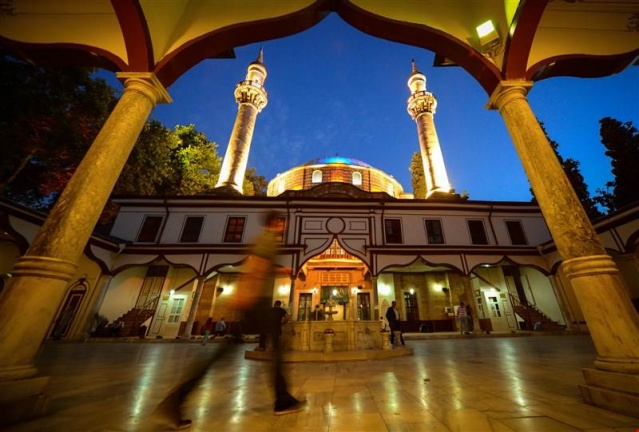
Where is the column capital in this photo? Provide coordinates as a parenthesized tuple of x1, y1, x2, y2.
(116, 72, 172, 105)
(486, 80, 533, 111)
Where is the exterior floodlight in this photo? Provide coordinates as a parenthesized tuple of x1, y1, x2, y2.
(476, 20, 501, 55)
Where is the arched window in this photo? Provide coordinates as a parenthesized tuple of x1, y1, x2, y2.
(387, 184, 394, 196)
(352, 171, 362, 186)
(312, 170, 323, 184)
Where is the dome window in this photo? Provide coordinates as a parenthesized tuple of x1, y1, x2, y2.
(312, 170, 323, 184)
(352, 171, 362, 186)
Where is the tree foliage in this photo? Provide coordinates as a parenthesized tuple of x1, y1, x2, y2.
(244, 167, 268, 196)
(0, 54, 118, 208)
(594, 117, 639, 213)
(0, 56, 269, 220)
(531, 122, 602, 220)
(409, 151, 426, 199)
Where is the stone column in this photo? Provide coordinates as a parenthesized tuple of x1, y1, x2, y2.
(488, 81, 639, 415)
(183, 276, 206, 338)
(461, 276, 480, 333)
(288, 276, 296, 319)
(372, 276, 380, 320)
(0, 73, 170, 384)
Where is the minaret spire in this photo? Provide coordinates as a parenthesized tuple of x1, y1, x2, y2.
(215, 49, 268, 194)
(406, 59, 454, 199)
(257, 46, 264, 64)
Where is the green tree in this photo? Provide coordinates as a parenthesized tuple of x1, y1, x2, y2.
(113, 123, 222, 196)
(113, 120, 180, 196)
(169, 124, 221, 195)
(531, 122, 601, 220)
(244, 167, 268, 196)
(594, 117, 639, 213)
(0, 55, 117, 208)
(409, 151, 426, 199)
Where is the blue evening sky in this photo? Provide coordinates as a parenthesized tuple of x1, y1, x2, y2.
(102, 14, 639, 202)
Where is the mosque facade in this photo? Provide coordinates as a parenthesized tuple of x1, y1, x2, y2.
(1, 56, 637, 347)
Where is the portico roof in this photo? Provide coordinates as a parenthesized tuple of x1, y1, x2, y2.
(0, 0, 637, 93)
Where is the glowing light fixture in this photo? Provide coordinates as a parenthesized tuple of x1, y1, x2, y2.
(476, 20, 501, 55)
(169, 289, 175, 296)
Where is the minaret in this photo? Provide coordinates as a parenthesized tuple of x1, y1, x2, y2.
(215, 49, 268, 194)
(406, 59, 453, 198)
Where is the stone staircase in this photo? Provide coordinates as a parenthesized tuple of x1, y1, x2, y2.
(114, 308, 155, 337)
(512, 302, 566, 331)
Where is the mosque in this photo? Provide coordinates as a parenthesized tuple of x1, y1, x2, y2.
(0, 1, 638, 425)
(1, 54, 636, 350)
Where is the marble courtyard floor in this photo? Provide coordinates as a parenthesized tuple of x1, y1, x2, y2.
(5, 334, 639, 432)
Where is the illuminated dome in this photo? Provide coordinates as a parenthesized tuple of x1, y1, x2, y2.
(301, 156, 372, 168)
(267, 156, 411, 199)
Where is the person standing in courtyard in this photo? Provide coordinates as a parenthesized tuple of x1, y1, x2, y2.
(385, 300, 405, 345)
(457, 302, 470, 334)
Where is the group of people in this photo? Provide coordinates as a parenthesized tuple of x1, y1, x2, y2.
(201, 317, 227, 344)
(384, 299, 475, 342)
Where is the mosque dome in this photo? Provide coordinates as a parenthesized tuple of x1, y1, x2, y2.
(266, 156, 410, 198)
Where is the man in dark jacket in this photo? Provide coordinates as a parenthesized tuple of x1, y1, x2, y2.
(385, 301, 405, 345)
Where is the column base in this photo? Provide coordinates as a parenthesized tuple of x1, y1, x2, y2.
(579, 368, 639, 418)
(211, 185, 243, 196)
(0, 376, 50, 427)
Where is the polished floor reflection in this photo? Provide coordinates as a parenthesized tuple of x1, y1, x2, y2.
(6, 335, 639, 431)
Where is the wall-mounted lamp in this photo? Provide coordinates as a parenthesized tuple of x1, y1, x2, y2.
(312, 287, 318, 294)
(409, 288, 415, 295)
(352, 287, 358, 294)
(476, 20, 501, 56)
(169, 289, 176, 297)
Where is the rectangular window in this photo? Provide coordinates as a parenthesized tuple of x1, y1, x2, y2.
(168, 297, 185, 323)
(268, 216, 286, 242)
(506, 220, 528, 245)
(424, 219, 445, 244)
(179, 216, 204, 243)
(467, 219, 489, 245)
(137, 216, 163, 243)
(223, 216, 246, 243)
(384, 218, 403, 244)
